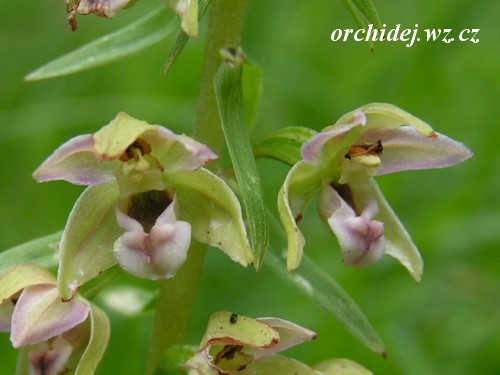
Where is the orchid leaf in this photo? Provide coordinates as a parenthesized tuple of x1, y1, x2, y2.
(214, 49, 269, 269)
(75, 302, 110, 375)
(58, 183, 122, 301)
(241, 57, 262, 131)
(0, 232, 61, 275)
(265, 250, 385, 356)
(25, 7, 176, 81)
(253, 127, 317, 166)
(341, 0, 381, 29)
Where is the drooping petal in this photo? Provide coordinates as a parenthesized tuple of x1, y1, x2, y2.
(356, 126, 473, 175)
(318, 184, 385, 267)
(166, 0, 199, 37)
(10, 285, 89, 348)
(28, 336, 73, 375)
(365, 179, 423, 281)
(113, 199, 192, 280)
(32, 134, 118, 185)
(58, 183, 122, 301)
(170, 168, 254, 267)
(278, 161, 329, 271)
(253, 318, 316, 360)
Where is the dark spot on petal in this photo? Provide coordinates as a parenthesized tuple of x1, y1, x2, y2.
(230, 313, 238, 324)
(331, 182, 357, 213)
(214, 345, 243, 365)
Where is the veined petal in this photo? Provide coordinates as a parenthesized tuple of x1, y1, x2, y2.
(278, 161, 325, 271)
(319, 184, 385, 267)
(32, 134, 118, 185)
(356, 126, 473, 175)
(365, 179, 423, 281)
(11, 285, 89, 348)
(170, 168, 254, 267)
(114, 199, 192, 280)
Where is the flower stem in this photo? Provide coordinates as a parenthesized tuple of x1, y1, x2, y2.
(193, 0, 249, 156)
(147, 1, 248, 373)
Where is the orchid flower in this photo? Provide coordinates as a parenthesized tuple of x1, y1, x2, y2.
(183, 311, 317, 375)
(33, 112, 253, 300)
(278, 103, 473, 280)
(0, 264, 109, 375)
(65, 0, 136, 30)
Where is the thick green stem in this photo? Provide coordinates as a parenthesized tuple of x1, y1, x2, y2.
(194, 0, 249, 155)
(147, 2, 248, 373)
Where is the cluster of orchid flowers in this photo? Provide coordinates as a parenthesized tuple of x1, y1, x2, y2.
(0, 103, 471, 373)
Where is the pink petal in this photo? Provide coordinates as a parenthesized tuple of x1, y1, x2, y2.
(11, 285, 89, 348)
(356, 126, 473, 175)
(28, 336, 73, 375)
(33, 134, 117, 185)
(114, 201, 192, 280)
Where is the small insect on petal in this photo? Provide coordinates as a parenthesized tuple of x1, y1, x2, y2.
(230, 313, 238, 324)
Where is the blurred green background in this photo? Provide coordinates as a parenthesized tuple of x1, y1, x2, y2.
(1, 0, 499, 374)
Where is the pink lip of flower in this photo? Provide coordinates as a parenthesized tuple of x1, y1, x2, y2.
(279, 103, 473, 281)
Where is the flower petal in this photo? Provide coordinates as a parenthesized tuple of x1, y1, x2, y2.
(278, 161, 329, 271)
(319, 184, 385, 267)
(32, 134, 118, 185)
(356, 126, 473, 175)
(301, 110, 366, 164)
(365, 179, 423, 281)
(11, 285, 89, 348)
(242, 355, 321, 375)
(58, 183, 122, 301)
(254, 318, 316, 360)
(114, 200, 192, 280)
(314, 358, 373, 375)
(166, 0, 199, 37)
(170, 168, 254, 267)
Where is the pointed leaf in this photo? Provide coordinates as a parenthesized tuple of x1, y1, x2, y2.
(169, 168, 254, 267)
(25, 7, 176, 81)
(164, 0, 211, 73)
(341, 0, 381, 29)
(265, 251, 385, 355)
(58, 183, 122, 301)
(75, 302, 110, 375)
(0, 232, 62, 275)
(213, 49, 269, 269)
(253, 127, 317, 166)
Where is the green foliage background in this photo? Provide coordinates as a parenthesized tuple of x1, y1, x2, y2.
(1, 0, 499, 374)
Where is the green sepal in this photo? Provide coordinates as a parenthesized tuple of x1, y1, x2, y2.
(25, 7, 176, 81)
(168, 168, 254, 267)
(214, 48, 269, 269)
(0, 232, 61, 275)
(240, 355, 319, 375)
(265, 251, 385, 356)
(0, 264, 55, 304)
(253, 127, 317, 166)
(314, 358, 373, 375)
(74, 302, 110, 375)
(277, 160, 325, 271)
(58, 183, 122, 301)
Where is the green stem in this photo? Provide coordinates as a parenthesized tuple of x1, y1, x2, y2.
(194, 0, 249, 156)
(147, 241, 205, 374)
(147, 1, 249, 373)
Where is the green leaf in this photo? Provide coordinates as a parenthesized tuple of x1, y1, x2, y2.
(213, 49, 269, 269)
(0, 232, 61, 275)
(164, 0, 212, 73)
(264, 250, 386, 356)
(253, 127, 317, 166)
(241, 58, 262, 131)
(75, 302, 110, 375)
(25, 7, 176, 81)
(58, 183, 122, 301)
(169, 168, 254, 267)
(155, 345, 198, 375)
